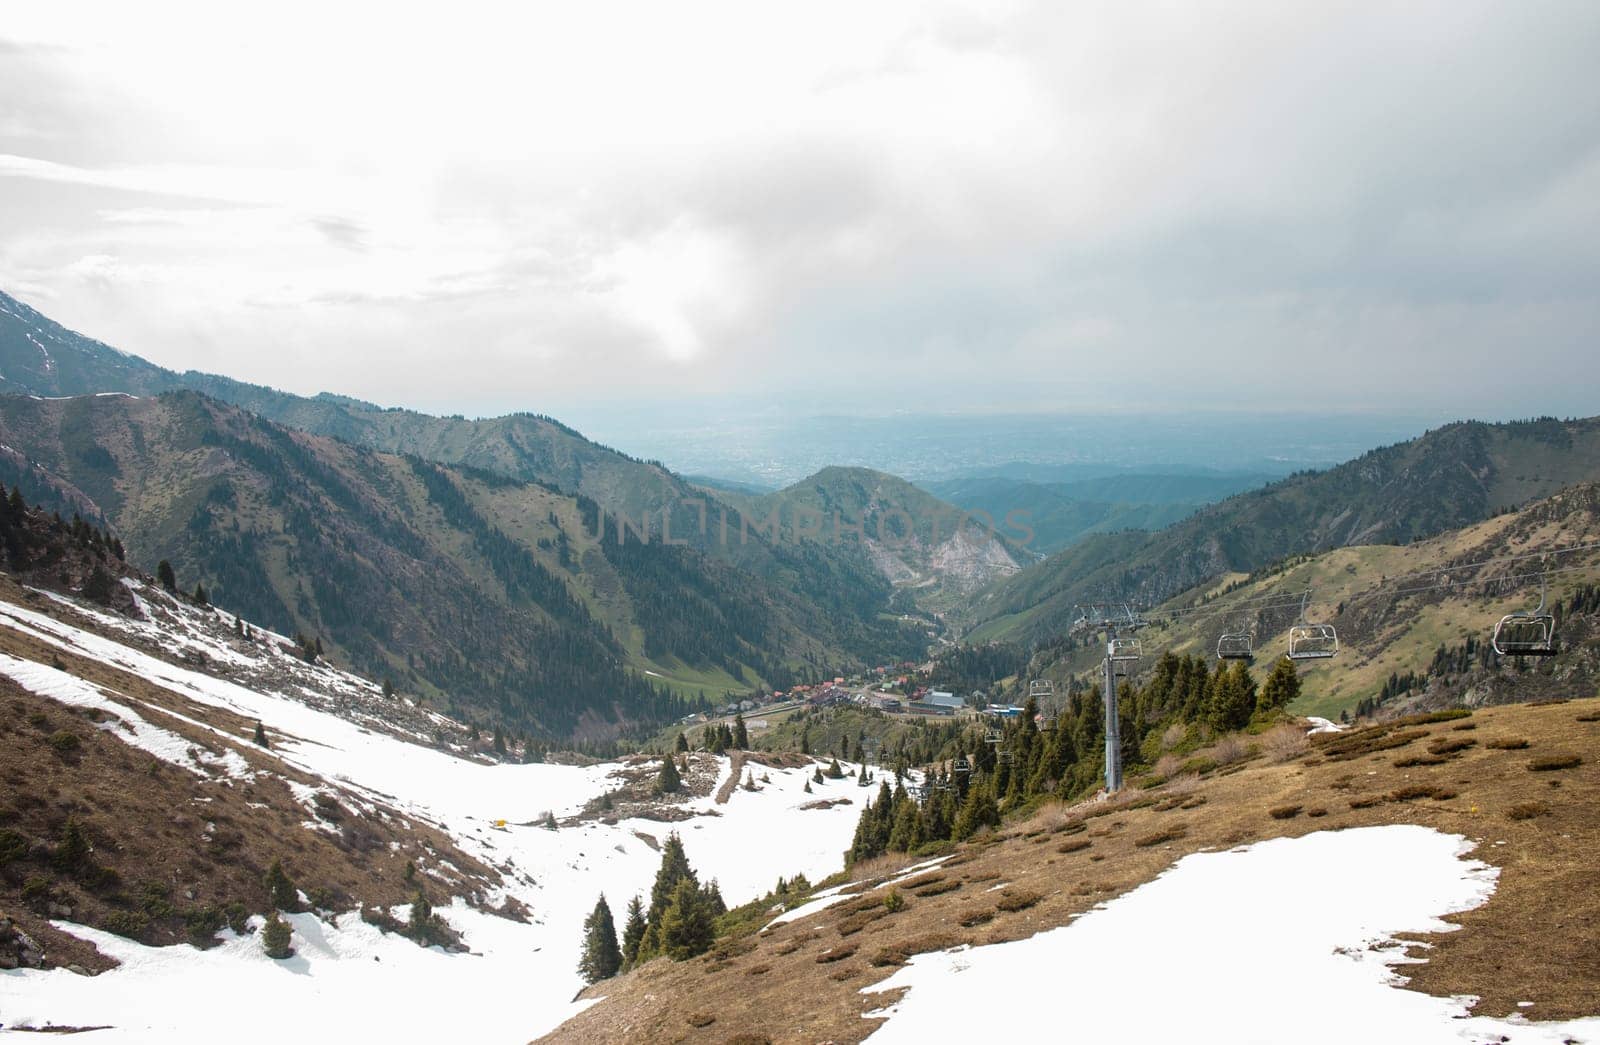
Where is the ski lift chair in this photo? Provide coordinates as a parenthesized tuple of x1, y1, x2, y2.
(1029, 679, 1055, 700)
(1216, 628, 1254, 661)
(1492, 578, 1557, 657)
(952, 757, 972, 774)
(1109, 637, 1142, 662)
(996, 750, 1016, 767)
(984, 729, 1003, 744)
(1286, 593, 1338, 661)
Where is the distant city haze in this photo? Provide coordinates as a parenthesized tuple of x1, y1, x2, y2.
(1, 2, 1596, 424)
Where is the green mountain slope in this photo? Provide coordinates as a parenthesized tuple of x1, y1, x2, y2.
(0, 392, 916, 739)
(1003, 483, 1600, 722)
(968, 416, 1600, 644)
(749, 466, 1027, 602)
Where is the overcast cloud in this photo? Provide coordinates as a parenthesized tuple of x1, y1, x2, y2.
(1, 1, 1596, 418)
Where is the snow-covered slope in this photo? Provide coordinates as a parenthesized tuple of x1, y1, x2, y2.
(862, 826, 1600, 1044)
(0, 583, 865, 1041)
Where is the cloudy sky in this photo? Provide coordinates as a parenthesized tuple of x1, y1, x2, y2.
(1, 1, 1596, 420)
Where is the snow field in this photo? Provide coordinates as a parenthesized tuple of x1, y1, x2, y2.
(861, 826, 1600, 1044)
(0, 595, 865, 1040)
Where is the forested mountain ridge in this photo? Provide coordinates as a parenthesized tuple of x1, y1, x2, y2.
(0, 391, 915, 739)
(969, 416, 1600, 644)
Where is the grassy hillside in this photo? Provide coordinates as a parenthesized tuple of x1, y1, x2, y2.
(968, 416, 1600, 644)
(0, 392, 919, 738)
(990, 484, 1600, 722)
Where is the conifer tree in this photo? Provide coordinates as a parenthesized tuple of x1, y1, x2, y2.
(621, 895, 646, 968)
(193, 582, 208, 606)
(656, 754, 681, 795)
(657, 878, 716, 960)
(264, 859, 297, 910)
(732, 713, 749, 749)
(638, 832, 697, 959)
(262, 912, 293, 959)
(1257, 656, 1301, 714)
(157, 559, 177, 592)
(578, 894, 623, 983)
(253, 721, 269, 748)
(674, 732, 689, 753)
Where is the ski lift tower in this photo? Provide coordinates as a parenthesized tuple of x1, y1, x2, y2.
(1072, 604, 1149, 793)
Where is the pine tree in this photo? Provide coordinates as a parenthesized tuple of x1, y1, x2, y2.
(253, 721, 269, 748)
(674, 732, 689, 753)
(192, 582, 208, 606)
(157, 559, 177, 592)
(407, 889, 436, 942)
(732, 713, 749, 749)
(262, 912, 293, 959)
(621, 895, 646, 968)
(382, 677, 395, 699)
(638, 832, 697, 960)
(264, 859, 297, 910)
(578, 894, 623, 983)
(656, 755, 681, 795)
(1257, 656, 1302, 714)
(657, 878, 716, 960)
(53, 816, 91, 873)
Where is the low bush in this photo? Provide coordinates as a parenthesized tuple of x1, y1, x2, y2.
(913, 880, 962, 897)
(815, 945, 856, 964)
(1427, 738, 1476, 756)
(994, 889, 1042, 913)
(1486, 737, 1531, 750)
(1506, 801, 1549, 821)
(1056, 838, 1092, 855)
(1387, 785, 1456, 802)
(1268, 804, 1302, 820)
(47, 731, 81, 755)
(1528, 755, 1582, 772)
(1134, 825, 1187, 847)
(957, 906, 995, 927)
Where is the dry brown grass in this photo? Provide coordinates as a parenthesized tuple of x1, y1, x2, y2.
(548, 701, 1600, 1043)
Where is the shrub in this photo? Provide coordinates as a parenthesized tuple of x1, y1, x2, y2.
(1306, 808, 1328, 818)
(836, 908, 889, 936)
(815, 945, 856, 964)
(994, 889, 1042, 913)
(1260, 724, 1308, 761)
(1427, 738, 1476, 756)
(47, 731, 81, 755)
(882, 888, 905, 913)
(685, 1012, 716, 1028)
(1056, 839, 1092, 855)
(1134, 825, 1187, 847)
(1506, 801, 1548, 821)
(1394, 755, 1449, 767)
(1211, 735, 1249, 766)
(0, 827, 27, 867)
(1179, 756, 1218, 776)
(1268, 804, 1302, 820)
(1387, 785, 1455, 802)
(103, 909, 151, 941)
(1528, 755, 1582, 772)
(1348, 795, 1383, 809)
(1486, 737, 1531, 750)
(957, 906, 995, 927)
(914, 879, 962, 897)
